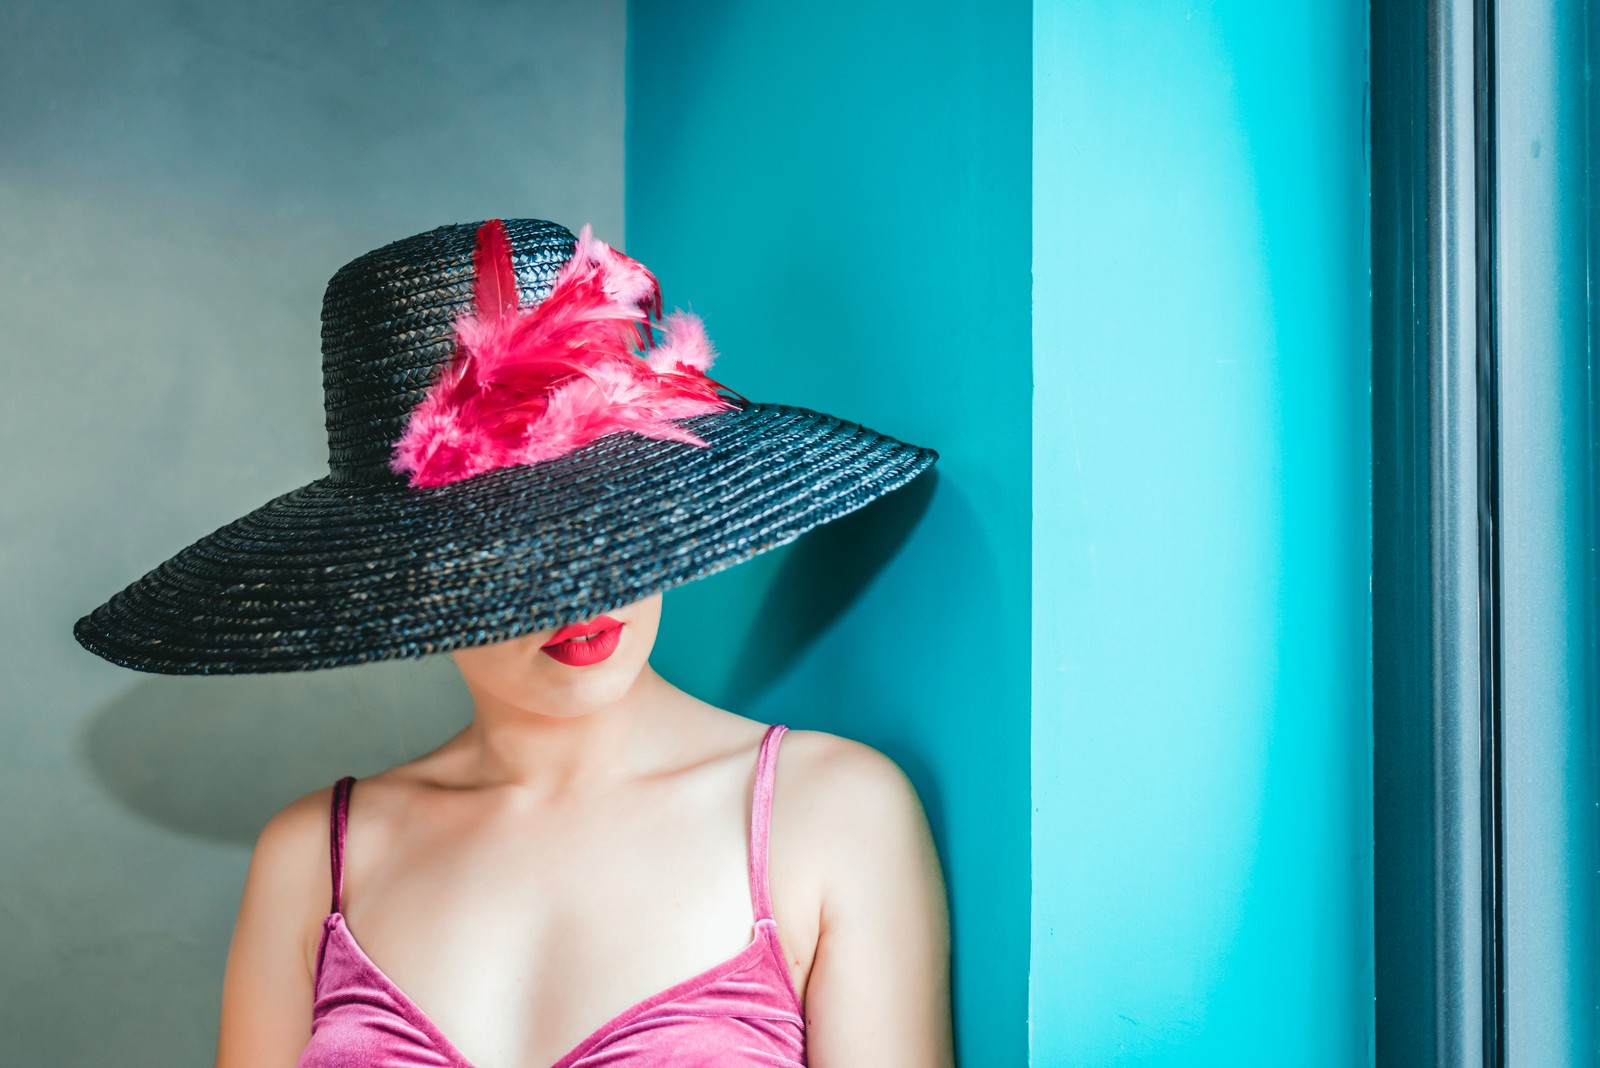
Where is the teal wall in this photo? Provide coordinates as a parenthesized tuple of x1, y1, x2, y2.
(627, 0, 1032, 1062)
(1032, 2, 1372, 1065)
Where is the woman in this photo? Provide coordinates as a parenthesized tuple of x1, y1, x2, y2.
(75, 219, 951, 1065)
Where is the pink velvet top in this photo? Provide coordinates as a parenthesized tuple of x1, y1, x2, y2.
(296, 723, 806, 1067)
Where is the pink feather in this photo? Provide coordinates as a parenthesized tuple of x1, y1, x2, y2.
(646, 311, 716, 373)
(390, 221, 737, 487)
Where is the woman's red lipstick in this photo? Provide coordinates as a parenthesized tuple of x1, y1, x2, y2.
(540, 615, 624, 667)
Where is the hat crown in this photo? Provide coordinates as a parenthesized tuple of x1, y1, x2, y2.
(318, 219, 577, 483)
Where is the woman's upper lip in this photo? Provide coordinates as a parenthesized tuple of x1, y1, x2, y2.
(542, 615, 623, 646)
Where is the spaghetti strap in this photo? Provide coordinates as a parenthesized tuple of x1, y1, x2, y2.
(748, 724, 788, 922)
(328, 775, 355, 914)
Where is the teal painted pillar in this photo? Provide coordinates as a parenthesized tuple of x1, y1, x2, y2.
(1031, 2, 1373, 1065)
(627, 1, 1031, 1063)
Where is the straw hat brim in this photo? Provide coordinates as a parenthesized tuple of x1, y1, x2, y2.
(72, 403, 937, 675)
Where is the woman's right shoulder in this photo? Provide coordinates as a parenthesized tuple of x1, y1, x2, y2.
(235, 783, 347, 976)
(216, 782, 345, 1065)
(248, 768, 421, 907)
(249, 782, 340, 900)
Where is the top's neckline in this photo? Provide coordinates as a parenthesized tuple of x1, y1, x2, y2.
(318, 910, 798, 1068)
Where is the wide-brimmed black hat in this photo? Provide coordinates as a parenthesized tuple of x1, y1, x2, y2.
(73, 218, 937, 674)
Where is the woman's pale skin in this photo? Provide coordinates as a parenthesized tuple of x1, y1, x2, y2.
(215, 591, 954, 1067)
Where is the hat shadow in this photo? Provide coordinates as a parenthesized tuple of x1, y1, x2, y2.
(79, 656, 471, 843)
(720, 469, 938, 710)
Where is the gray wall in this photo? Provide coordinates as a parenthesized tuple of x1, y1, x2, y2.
(0, 3, 624, 1063)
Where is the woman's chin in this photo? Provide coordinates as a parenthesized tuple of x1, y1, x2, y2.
(506, 655, 653, 716)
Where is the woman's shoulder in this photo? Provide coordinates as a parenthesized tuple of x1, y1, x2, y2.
(250, 760, 427, 877)
(774, 727, 916, 792)
(765, 726, 945, 980)
(770, 728, 932, 856)
(227, 782, 345, 985)
(247, 782, 340, 908)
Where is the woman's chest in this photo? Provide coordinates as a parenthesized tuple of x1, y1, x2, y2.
(329, 812, 809, 1066)
(304, 912, 805, 1068)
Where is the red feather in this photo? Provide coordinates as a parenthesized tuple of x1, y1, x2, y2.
(473, 219, 518, 326)
(391, 223, 737, 488)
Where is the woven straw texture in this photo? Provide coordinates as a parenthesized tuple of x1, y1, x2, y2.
(73, 221, 937, 674)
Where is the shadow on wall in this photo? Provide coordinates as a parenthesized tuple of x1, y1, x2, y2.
(727, 470, 1010, 1063)
(78, 656, 471, 843)
(723, 469, 938, 710)
(730, 466, 982, 845)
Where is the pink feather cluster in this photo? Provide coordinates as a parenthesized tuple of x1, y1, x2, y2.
(391, 220, 738, 488)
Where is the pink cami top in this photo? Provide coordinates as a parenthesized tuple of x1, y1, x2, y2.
(296, 723, 806, 1067)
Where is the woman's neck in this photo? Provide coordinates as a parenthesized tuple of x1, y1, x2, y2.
(450, 664, 689, 794)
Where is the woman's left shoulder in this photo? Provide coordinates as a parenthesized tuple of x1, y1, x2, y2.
(771, 728, 931, 846)
(767, 727, 947, 984)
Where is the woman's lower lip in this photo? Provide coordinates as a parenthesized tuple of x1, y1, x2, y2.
(539, 623, 623, 667)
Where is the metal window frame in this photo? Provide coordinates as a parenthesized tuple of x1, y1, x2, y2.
(1372, 0, 1599, 1063)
